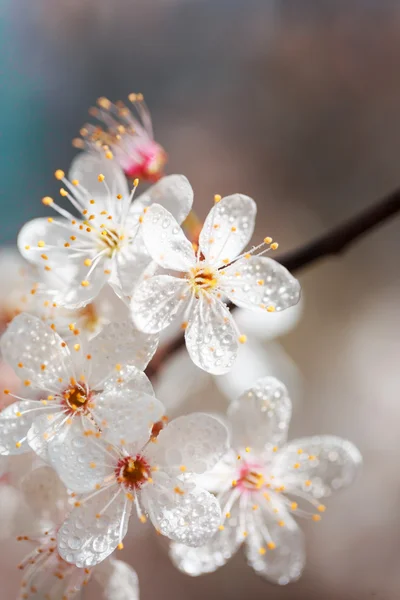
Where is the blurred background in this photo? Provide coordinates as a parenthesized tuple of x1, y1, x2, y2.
(1, 0, 400, 598)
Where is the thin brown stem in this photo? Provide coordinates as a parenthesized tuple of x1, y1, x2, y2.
(146, 188, 400, 378)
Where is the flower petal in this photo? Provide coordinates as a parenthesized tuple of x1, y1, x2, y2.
(132, 174, 193, 225)
(199, 194, 256, 265)
(57, 486, 131, 568)
(185, 296, 238, 374)
(272, 435, 362, 498)
(18, 219, 109, 309)
(245, 503, 305, 585)
(146, 413, 228, 474)
(141, 204, 196, 271)
(215, 338, 300, 402)
(94, 376, 164, 448)
(131, 275, 190, 334)
(87, 320, 159, 386)
(169, 492, 242, 575)
(48, 418, 109, 493)
(17, 217, 66, 263)
(227, 377, 292, 452)
(0, 400, 44, 455)
(69, 151, 130, 212)
(20, 465, 69, 520)
(111, 230, 156, 299)
(234, 302, 303, 341)
(27, 409, 68, 462)
(94, 557, 140, 600)
(142, 477, 221, 546)
(222, 256, 301, 312)
(1, 313, 73, 390)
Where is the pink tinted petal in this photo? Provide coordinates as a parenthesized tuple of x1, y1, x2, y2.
(185, 296, 238, 374)
(199, 194, 256, 265)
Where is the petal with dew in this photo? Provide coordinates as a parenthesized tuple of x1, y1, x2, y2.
(51, 258, 109, 310)
(57, 485, 131, 568)
(141, 204, 196, 271)
(142, 475, 221, 546)
(199, 194, 256, 265)
(169, 490, 243, 575)
(111, 230, 156, 299)
(245, 501, 306, 585)
(131, 275, 190, 334)
(0, 400, 47, 455)
(94, 381, 164, 449)
(87, 320, 159, 386)
(1, 313, 73, 391)
(49, 418, 110, 494)
(17, 218, 67, 264)
(20, 465, 69, 520)
(69, 151, 130, 211)
(27, 408, 68, 462)
(101, 364, 154, 397)
(222, 256, 301, 312)
(272, 435, 362, 499)
(146, 413, 228, 474)
(94, 557, 140, 600)
(18, 219, 109, 309)
(185, 295, 238, 374)
(227, 377, 292, 453)
(132, 174, 193, 225)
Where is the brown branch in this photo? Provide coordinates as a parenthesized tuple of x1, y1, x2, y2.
(278, 188, 400, 272)
(146, 188, 400, 378)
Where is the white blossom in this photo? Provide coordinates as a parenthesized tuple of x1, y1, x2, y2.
(0, 313, 161, 465)
(155, 303, 303, 414)
(131, 195, 301, 374)
(18, 153, 193, 308)
(15, 467, 139, 600)
(170, 377, 362, 584)
(55, 413, 229, 567)
(73, 94, 167, 182)
(0, 246, 133, 343)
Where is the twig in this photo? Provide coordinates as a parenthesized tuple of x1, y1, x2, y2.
(146, 188, 400, 378)
(278, 188, 400, 272)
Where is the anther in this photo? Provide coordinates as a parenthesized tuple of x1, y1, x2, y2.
(55, 169, 65, 180)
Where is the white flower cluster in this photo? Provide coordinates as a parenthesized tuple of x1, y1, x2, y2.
(0, 96, 362, 599)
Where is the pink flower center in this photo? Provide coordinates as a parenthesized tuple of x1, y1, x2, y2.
(237, 462, 265, 491)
